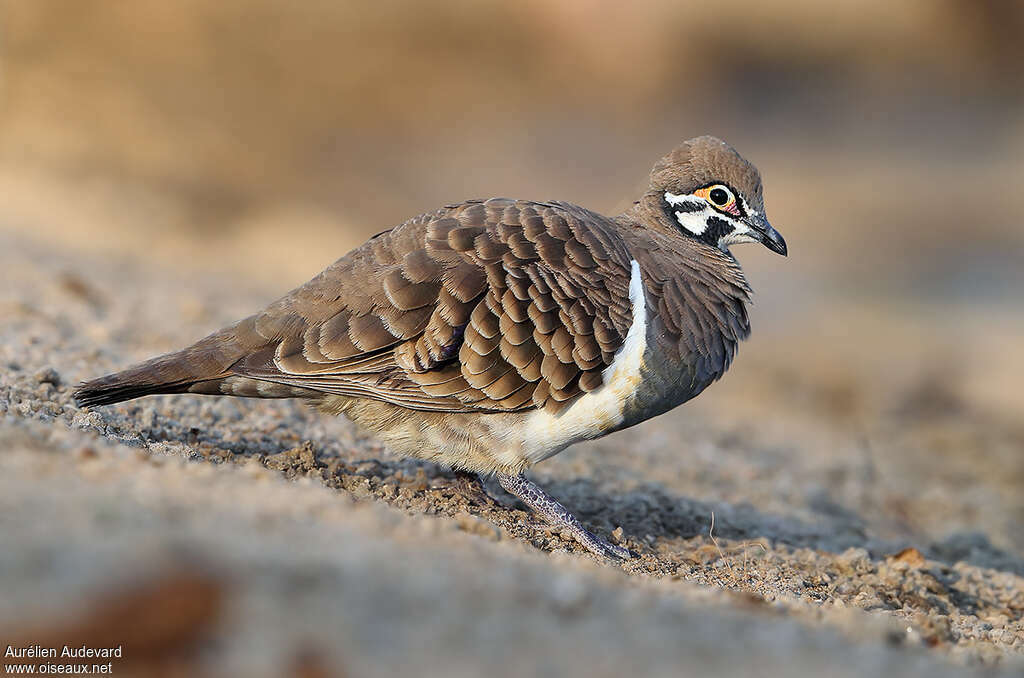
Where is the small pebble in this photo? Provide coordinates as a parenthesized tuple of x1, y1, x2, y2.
(34, 367, 62, 387)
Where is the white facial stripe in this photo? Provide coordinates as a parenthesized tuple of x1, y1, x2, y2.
(720, 196, 757, 249)
(666, 190, 762, 249)
(664, 191, 712, 235)
(675, 211, 707, 235)
(719, 222, 756, 249)
(663, 191, 691, 205)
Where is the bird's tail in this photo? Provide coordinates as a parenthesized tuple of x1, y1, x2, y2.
(73, 327, 247, 408)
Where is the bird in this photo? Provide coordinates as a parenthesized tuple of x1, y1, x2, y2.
(74, 135, 787, 559)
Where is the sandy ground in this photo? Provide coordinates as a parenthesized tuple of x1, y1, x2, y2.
(1, 227, 1022, 677)
(3, 4, 1023, 675)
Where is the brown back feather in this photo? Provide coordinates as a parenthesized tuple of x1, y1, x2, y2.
(221, 198, 636, 413)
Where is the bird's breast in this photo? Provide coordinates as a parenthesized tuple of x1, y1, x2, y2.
(505, 259, 650, 464)
(478, 255, 744, 469)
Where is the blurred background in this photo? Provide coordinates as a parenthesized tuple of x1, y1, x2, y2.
(1, 1, 1022, 675)
(4, 0, 1023, 424)
(3, 0, 1024, 397)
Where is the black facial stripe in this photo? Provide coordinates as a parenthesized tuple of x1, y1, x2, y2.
(662, 192, 744, 248)
(662, 198, 703, 227)
(709, 198, 746, 219)
(672, 200, 705, 213)
(704, 216, 734, 244)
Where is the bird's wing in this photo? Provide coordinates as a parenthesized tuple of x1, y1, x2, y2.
(227, 198, 636, 413)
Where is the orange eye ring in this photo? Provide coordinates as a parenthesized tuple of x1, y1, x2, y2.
(695, 184, 740, 216)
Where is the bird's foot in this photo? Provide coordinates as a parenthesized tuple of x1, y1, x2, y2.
(496, 472, 632, 560)
(434, 469, 496, 507)
(563, 525, 632, 560)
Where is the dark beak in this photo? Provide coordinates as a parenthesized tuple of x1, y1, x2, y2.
(747, 213, 787, 256)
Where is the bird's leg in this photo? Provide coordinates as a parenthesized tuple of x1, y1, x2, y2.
(451, 469, 497, 506)
(496, 472, 631, 560)
(432, 469, 496, 507)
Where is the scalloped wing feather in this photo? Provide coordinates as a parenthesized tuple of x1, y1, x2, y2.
(225, 199, 636, 413)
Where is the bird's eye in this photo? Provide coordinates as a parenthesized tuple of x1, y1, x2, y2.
(709, 187, 730, 206)
(695, 184, 739, 215)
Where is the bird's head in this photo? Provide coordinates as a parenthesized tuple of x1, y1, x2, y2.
(648, 136, 787, 256)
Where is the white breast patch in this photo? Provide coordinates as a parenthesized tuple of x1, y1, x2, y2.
(498, 259, 648, 465)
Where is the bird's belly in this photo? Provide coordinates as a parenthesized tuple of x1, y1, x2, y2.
(495, 350, 697, 466)
(494, 336, 727, 467)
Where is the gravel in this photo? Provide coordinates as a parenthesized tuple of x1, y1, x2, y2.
(1, 229, 1021, 677)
